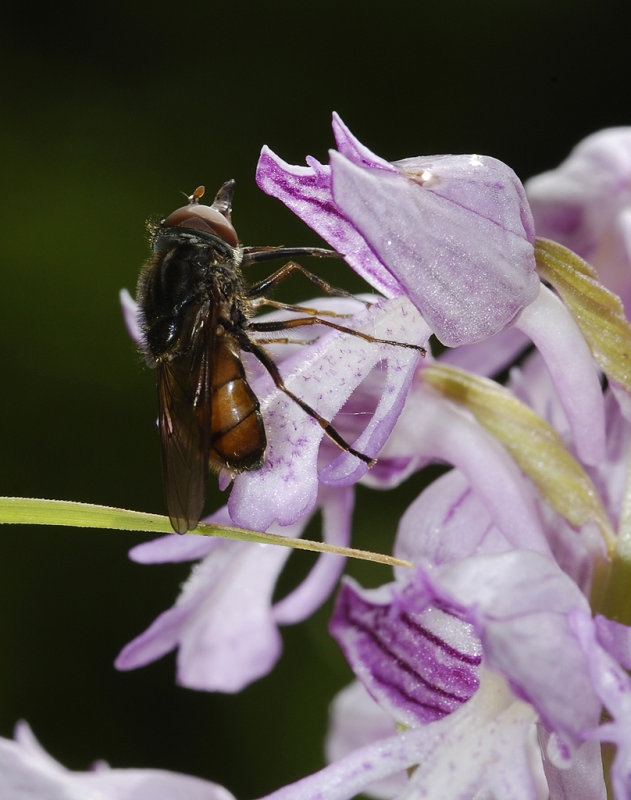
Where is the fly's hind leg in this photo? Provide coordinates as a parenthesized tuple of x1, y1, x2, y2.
(248, 315, 426, 355)
(238, 331, 377, 467)
(250, 296, 361, 319)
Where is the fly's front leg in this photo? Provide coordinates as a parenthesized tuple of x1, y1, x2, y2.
(247, 260, 371, 309)
(241, 246, 339, 266)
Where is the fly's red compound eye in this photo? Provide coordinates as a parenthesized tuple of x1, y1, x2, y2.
(162, 185, 239, 246)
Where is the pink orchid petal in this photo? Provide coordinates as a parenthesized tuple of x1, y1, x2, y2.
(228, 296, 427, 529)
(116, 537, 292, 691)
(594, 614, 631, 669)
(439, 325, 530, 377)
(394, 469, 514, 578)
(256, 146, 403, 297)
(257, 114, 540, 347)
(115, 598, 191, 670)
(117, 489, 355, 692)
(526, 127, 631, 305)
(610, 379, 631, 424)
(330, 149, 539, 346)
(325, 682, 405, 800)
(12, 721, 66, 770)
(331, 576, 480, 727)
(380, 382, 551, 553)
(423, 551, 598, 751)
(255, 725, 417, 800)
(119, 288, 142, 344)
(569, 608, 631, 800)
(81, 770, 235, 800)
(540, 735, 606, 800)
(128, 533, 218, 563)
(1, 722, 235, 800)
(402, 678, 544, 800)
(272, 486, 353, 625)
(257, 671, 543, 800)
(515, 284, 605, 465)
(127, 506, 239, 564)
(320, 303, 432, 486)
(331, 112, 395, 172)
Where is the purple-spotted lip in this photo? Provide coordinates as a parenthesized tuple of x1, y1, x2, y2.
(330, 576, 481, 728)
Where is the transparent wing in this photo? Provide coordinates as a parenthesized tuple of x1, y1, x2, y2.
(156, 313, 213, 534)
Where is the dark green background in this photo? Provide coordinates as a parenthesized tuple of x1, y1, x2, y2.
(0, 1, 627, 796)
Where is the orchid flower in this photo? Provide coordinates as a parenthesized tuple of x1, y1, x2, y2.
(99, 121, 631, 800)
(271, 329, 630, 799)
(115, 485, 354, 692)
(117, 118, 630, 698)
(243, 120, 631, 798)
(259, 399, 630, 799)
(257, 113, 540, 348)
(256, 114, 607, 468)
(0, 721, 235, 800)
(526, 128, 631, 310)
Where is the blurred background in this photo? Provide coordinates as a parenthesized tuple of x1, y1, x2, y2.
(0, 0, 627, 796)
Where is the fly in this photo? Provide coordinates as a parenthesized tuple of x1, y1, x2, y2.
(136, 181, 425, 533)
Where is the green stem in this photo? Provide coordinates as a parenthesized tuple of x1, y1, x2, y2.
(0, 496, 412, 569)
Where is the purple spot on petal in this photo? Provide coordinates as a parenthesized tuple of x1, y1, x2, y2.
(331, 581, 480, 726)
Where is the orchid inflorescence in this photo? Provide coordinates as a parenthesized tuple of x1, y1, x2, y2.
(3, 117, 631, 799)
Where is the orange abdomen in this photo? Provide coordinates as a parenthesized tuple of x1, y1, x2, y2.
(209, 342, 266, 471)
